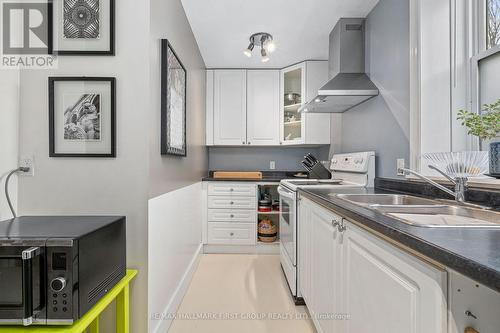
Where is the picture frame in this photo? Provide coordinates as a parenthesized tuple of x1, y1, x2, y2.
(161, 39, 187, 156)
(52, 0, 115, 55)
(49, 77, 116, 157)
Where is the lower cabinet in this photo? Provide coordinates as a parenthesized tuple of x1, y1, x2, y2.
(298, 197, 448, 333)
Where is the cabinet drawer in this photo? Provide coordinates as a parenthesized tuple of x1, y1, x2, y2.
(208, 183, 256, 196)
(207, 222, 256, 245)
(208, 196, 256, 209)
(208, 209, 256, 223)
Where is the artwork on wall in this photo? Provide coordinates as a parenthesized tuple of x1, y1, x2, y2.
(49, 77, 116, 157)
(53, 0, 115, 55)
(161, 39, 187, 156)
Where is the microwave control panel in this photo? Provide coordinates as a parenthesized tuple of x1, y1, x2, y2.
(46, 246, 76, 323)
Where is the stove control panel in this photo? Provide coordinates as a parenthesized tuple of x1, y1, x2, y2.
(331, 152, 375, 173)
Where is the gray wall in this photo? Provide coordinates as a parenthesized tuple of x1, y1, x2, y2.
(148, 0, 208, 198)
(17, 1, 150, 332)
(208, 146, 329, 171)
(339, 0, 410, 178)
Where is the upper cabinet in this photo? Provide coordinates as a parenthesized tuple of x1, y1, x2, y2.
(280, 61, 331, 145)
(206, 61, 330, 146)
(246, 70, 280, 145)
(213, 70, 247, 146)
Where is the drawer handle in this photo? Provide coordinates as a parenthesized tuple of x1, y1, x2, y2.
(230, 232, 234, 236)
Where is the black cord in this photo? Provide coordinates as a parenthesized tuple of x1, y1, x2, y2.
(4, 167, 29, 218)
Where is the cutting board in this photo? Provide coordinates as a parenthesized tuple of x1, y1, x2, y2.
(213, 171, 263, 179)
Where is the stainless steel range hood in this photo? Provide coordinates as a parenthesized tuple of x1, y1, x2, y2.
(301, 18, 379, 113)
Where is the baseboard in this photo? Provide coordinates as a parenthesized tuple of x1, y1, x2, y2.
(151, 243, 202, 333)
(203, 242, 280, 254)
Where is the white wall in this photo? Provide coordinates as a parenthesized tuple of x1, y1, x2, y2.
(147, 0, 208, 331)
(17, 0, 151, 331)
(0, 70, 20, 220)
(148, 182, 202, 333)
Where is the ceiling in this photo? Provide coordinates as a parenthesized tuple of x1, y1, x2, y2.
(181, 0, 379, 68)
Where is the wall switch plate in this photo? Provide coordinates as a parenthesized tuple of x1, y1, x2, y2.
(270, 161, 276, 170)
(20, 155, 35, 177)
(396, 158, 405, 176)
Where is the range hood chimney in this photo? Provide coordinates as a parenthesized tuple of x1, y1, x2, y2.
(300, 18, 379, 113)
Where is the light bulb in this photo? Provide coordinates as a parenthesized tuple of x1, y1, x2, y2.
(261, 56, 270, 62)
(243, 43, 254, 57)
(265, 41, 276, 53)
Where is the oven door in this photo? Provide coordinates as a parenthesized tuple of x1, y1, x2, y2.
(278, 186, 297, 266)
(0, 241, 45, 326)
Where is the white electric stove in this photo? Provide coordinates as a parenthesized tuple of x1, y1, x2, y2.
(278, 151, 375, 303)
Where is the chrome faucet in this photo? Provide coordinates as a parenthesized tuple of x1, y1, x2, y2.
(398, 166, 467, 203)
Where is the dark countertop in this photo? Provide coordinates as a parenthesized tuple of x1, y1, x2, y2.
(298, 187, 500, 293)
(202, 171, 308, 182)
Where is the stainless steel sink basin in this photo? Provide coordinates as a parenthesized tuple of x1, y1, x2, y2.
(374, 205, 500, 228)
(333, 193, 500, 228)
(335, 194, 440, 206)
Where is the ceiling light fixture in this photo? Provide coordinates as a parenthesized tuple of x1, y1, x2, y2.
(243, 32, 275, 62)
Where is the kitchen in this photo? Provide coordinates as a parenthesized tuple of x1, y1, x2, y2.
(0, 0, 499, 332)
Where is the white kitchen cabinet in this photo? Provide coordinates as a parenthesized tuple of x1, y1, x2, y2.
(341, 220, 447, 333)
(246, 70, 280, 145)
(280, 61, 330, 145)
(448, 269, 500, 333)
(213, 70, 247, 145)
(298, 197, 341, 333)
(298, 197, 448, 333)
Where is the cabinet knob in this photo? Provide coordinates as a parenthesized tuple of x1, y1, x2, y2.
(230, 214, 234, 218)
(230, 232, 234, 236)
(247, 142, 251, 145)
(230, 201, 234, 205)
(242, 141, 245, 144)
(229, 188, 234, 192)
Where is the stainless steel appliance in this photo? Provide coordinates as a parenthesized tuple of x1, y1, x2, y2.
(0, 216, 126, 326)
(278, 152, 375, 303)
(300, 18, 379, 113)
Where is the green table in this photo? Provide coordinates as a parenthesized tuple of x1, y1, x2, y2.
(1, 269, 137, 333)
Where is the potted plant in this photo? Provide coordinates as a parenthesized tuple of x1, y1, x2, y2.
(457, 99, 500, 177)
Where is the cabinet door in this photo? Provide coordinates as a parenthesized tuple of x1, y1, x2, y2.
(298, 197, 313, 303)
(213, 70, 247, 145)
(341, 221, 447, 333)
(247, 70, 280, 145)
(280, 63, 306, 145)
(310, 205, 338, 333)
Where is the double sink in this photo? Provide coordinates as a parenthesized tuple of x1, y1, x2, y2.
(334, 194, 500, 228)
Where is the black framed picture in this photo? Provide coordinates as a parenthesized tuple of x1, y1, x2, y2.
(52, 0, 115, 55)
(161, 39, 187, 156)
(49, 77, 116, 157)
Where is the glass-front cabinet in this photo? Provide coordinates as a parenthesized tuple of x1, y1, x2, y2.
(280, 63, 306, 144)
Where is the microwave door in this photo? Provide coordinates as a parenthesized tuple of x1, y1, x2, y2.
(0, 245, 44, 325)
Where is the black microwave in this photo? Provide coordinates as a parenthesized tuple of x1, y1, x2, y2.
(0, 216, 126, 326)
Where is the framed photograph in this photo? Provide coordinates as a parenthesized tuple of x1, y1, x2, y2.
(161, 39, 187, 156)
(49, 77, 116, 157)
(52, 0, 115, 55)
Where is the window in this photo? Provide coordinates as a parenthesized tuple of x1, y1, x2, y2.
(487, 0, 500, 49)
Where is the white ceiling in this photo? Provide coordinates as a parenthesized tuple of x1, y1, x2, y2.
(181, 0, 379, 68)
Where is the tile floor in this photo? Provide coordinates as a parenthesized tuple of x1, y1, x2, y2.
(168, 254, 316, 333)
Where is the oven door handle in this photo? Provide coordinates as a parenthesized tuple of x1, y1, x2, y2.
(277, 186, 295, 200)
(21, 247, 40, 326)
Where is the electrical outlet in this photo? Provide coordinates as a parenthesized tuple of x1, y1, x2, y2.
(19, 155, 35, 176)
(270, 161, 276, 170)
(397, 158, 405, 176)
